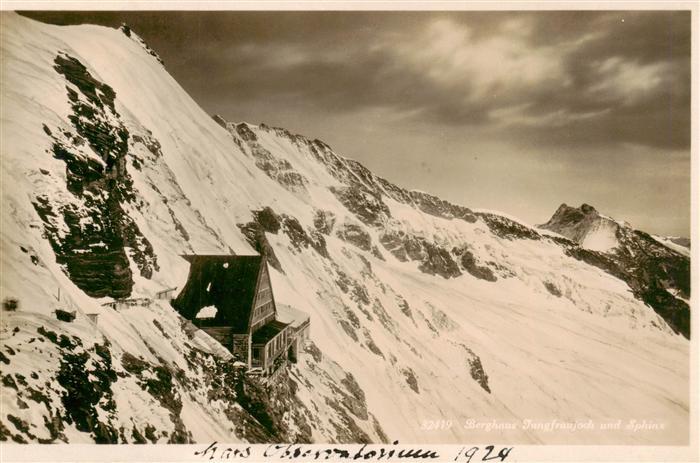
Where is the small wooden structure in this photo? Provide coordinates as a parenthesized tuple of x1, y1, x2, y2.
(155, 287, 178, 300)
(172, 255, 305, 376)
(102, 298, 152, 310)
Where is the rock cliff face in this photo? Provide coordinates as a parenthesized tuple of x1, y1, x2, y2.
(32, 52, 158, 299)
(0, 14, 690, 445)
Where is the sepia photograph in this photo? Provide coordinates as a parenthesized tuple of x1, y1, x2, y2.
(0, 2, 697, 461)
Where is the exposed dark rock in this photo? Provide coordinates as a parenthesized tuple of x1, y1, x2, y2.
(401, 368, 420, 393)
(370, 246, 385, 261)
(237, 209, 284, 273)
(330, 186, 390, 227)
(379, 232, 409, 262)
(37, 326, 59, 344)
(121, 352, 191, 443)
(380, 231, 461, 278)
(468, 356, 491, 393)
(339, 373, 368, 420)
(239, 206, 329, 268)
(334, 268, 352, 294)
(309, 230, 330, 259)
(35, 53, 158, 298)
(2, 375, 17, 390)
(313, 210, 336, 235)
(351, 281, 371, 306)
(254, 207, 281, 233)
(230, 123, 308, 192)
(543, 281, 562, 297)
(281, 215, 311, 251)
(477, 212, 541, 241)
(371, 299, 396, 334)
(418, 242, 462, 279)
(7, 415, 34, 440)
(455, 247, 497, 282)
(336, 222, 372, 252)
(372, 417, 390, 444)
(364, 330, 384, 358)
(211, 114, 227, 128)
(307, 132, 479, 228)
(55, 309, 76, 322)
(233, 367, 313, 443)
(366, 339, 384, 358)
(2, 298, 18, 311)
(56, 340, 120, 443)
(397, 297, 414, 320)
(304, 341, 323, 363)
(408, 190, 477, 223)
(338, 320, 359, 342)
(344, 306, 361, 329)
(235, 123, 257, 142)
(325, 398, 372, 444)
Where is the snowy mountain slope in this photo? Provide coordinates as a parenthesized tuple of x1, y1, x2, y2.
(652, 234, 690, 258)
(540, 203, 690, 338)
(0, 13, 690, 445)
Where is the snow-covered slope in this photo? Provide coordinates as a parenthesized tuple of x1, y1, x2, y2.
(652, 235, 691, 258)
(540, 203, 690, 338)
(0, 13, 690, 445)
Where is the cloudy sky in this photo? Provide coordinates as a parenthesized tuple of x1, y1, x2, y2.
(23, 10, 691, 236)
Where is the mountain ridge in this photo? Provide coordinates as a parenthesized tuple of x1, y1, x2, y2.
(539, 203, 690, 337)
(0, 14, 690, 445)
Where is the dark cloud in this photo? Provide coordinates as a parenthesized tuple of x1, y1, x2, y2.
(18, 10, 691, 236)
(21, 10, 690, 150)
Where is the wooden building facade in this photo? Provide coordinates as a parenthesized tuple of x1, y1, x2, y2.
(171, 255, 300, 376)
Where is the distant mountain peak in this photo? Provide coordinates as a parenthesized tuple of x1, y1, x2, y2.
(579, 203, 598, 214)
(540, 203, 620, 252)
(551, 202, 600, 221)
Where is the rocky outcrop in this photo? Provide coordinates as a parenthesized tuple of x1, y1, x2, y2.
(379, 231, 461, 279)
(238, 207, 329, 270)
(331, 186, 391, 227)
(453, 247, 497, 282)
(237, 207, 285, 270)
(476, 212, 541, 241)
(33, 53, 158, 299)
(336, 222, 373, 252)
(223, 122, 308, 193)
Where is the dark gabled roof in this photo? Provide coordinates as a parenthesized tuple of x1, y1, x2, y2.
(252, 319, 289, 345)
(171, 255, 265, 333)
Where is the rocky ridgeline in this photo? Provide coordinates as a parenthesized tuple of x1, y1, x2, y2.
(230, 122, 309, 193)
(220, 120, 539, 282)
(219, 119, 483, 227)
(541, 204, 690, 338)
(119, 24, 164, 65)
(239, 120, 691, 339)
